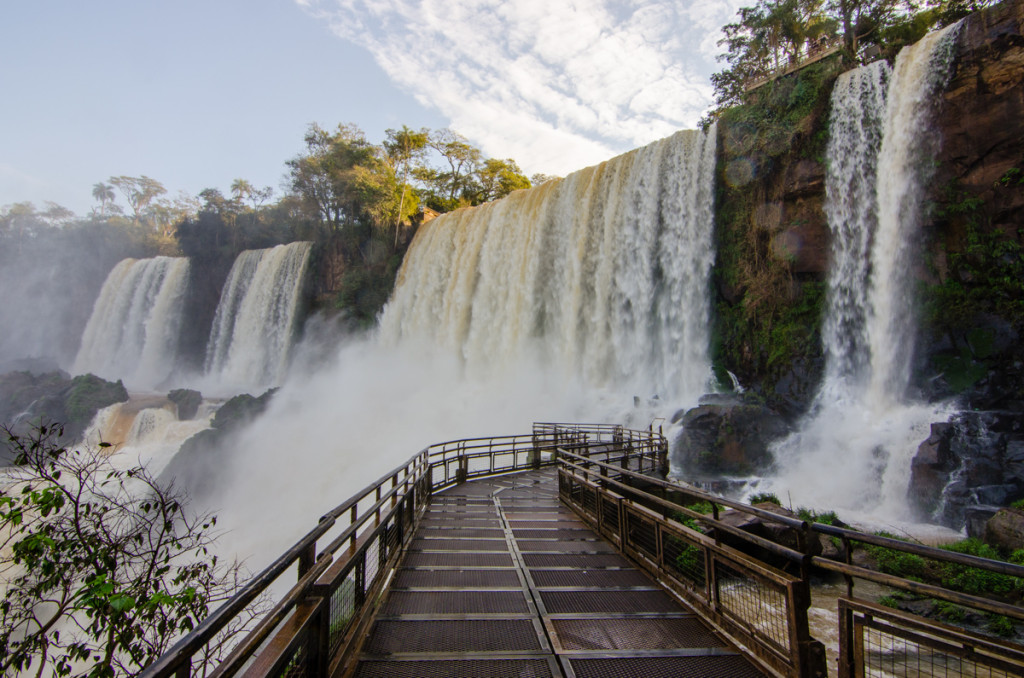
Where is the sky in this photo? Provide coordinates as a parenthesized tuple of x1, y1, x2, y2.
(1, 0, 744, 215)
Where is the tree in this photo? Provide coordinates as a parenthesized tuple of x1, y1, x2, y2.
(383, 126, 428, 247)
(286, 123, 385, 235)
(418, 129, 482, 211)
(91, 183, 115, 219)
(108, 176, 167, 229)
(474, 158, 531, 203)
(0, 423, 254, 677)
(828, 0, 908, 55)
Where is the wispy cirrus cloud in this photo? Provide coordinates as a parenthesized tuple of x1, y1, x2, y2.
(297, 0, 744, 175)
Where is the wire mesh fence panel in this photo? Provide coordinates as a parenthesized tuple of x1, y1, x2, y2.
(625, 509, 658, 561)
(662, 530, 708, 593)
(581, 484, 598, 517)
(363, 538, 380, 596)
(600, 495, 621, 536)
(714, 559, 791, 655)
(275, 630, 311, 678)
(329, 571, 358, 655)
(845, 601, 1024, 678)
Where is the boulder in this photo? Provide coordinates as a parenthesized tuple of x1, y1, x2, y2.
(673, 396, 789, 476)
(159, 388, 277, 500)
(168, 388, 202, 420)
(965, 505, 1001, 540)
(908, 423, 957, 519)
(984, 507, 1024, 552)
(715, 502, 822, 564)
(1, 371, 128, 464)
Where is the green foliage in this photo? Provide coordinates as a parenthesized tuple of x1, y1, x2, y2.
(712, 57, 836, 393)
(934, 600, 966, 623)
(333, 253, 405, 327)
(987, 614, 1016, 638)
(750, 492, 782, 505)
(0, 423, 257, 677)
(864, 533, 927, 579)
(64, 374, 129, 427)
(938, 539, 1021, 597)
(927, 176, 1024, 335)
(1012, 499, 1024, 511)
(797, 507, 839, 525)
(672, 500, 715, 532)
(878, 595, 902, 608)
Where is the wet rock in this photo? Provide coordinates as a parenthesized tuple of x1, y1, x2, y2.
(965, 505, 1001, 539)
(715, 502, 822, 564)
(908, 423, 957, 519)
(770, 355, 824, 420)
(973, 484, 1019, 506)
(0, 371, 128, 465)
(983, 507, 1024, 552)
(168, 388, 202, 420)
(673, 396, 789, 476)
(160, 388, 277, 500)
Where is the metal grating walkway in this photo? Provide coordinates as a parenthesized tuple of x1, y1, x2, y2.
(352, 467, 766, 677)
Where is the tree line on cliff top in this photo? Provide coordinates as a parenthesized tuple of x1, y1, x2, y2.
(709, 0, 993, 109)
(0, 125, 547, 324)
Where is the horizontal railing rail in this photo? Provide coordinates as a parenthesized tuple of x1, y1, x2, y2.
(141, 422, 666, 678)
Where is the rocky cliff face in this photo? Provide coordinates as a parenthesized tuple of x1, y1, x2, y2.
(712, 0, 1024, 418)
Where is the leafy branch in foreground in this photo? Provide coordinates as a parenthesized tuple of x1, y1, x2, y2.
(0, 422, 259, 678)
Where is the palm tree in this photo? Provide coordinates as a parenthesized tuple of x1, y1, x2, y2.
(92, 182, 115, 218)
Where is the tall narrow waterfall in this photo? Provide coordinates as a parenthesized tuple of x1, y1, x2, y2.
(380, 128, 718, 404)
(767, 24, 961, 517)
(205, 241, 313, 391)
(73, 257, 190, 389)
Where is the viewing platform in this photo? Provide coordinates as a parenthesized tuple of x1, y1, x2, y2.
(144, 424, 1024, 678)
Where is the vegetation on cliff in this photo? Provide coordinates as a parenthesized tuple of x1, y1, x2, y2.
(712, 58, 839, 411)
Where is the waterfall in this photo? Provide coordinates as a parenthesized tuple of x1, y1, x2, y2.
(766, 24, 961, 518)
(205, 241, 313, 391)
(380, 128, 718, 404)
(820, 60, 890, 396)
(73, 257, 190, 389)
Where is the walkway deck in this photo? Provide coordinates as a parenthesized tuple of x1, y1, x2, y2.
(351, 467, 766, 678)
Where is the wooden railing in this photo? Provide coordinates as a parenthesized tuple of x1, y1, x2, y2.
(555, 445, 1024, 678)
(142, 420, 1024, 678)
(140, 423, 666, 678)
(556, 447, 824, 678)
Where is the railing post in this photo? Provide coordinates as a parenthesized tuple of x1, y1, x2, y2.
(298, 540, 317, 578)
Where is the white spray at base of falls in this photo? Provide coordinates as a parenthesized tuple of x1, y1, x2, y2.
(73, 257, 190, 389)
(764, 24, 962, 520)
(204, 242, 313, 393)
(380, 128, 718, 404)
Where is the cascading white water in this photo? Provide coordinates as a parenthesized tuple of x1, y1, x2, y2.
(380, 128, 718, 404)
(820, 60, 890, 396)
(207, 129, 719, 568)
(204, 241, 313, 391)
(73, 257, 190, 389)
(766, 24, 962, 518)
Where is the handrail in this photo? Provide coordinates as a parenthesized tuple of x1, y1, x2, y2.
(141, 450, 429, 677)
(142, 422, 667, 678)
(142, 420, 1024, 678)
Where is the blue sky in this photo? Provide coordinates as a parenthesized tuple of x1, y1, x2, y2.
(1, 0, 741, 215)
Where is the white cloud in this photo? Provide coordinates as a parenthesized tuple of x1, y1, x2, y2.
(298, 0, 743, 176)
